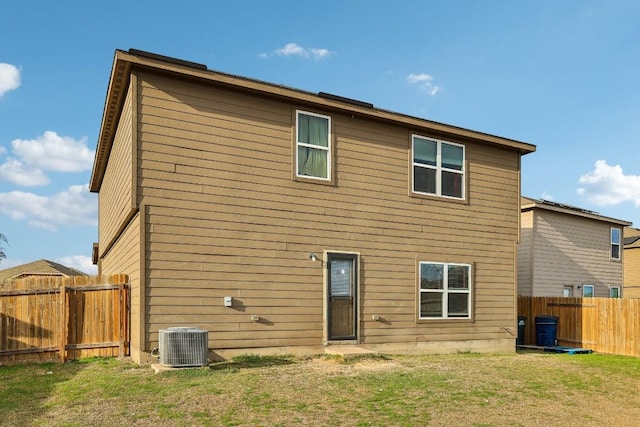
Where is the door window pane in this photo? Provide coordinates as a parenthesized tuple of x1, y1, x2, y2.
(330, 259, 352, 297)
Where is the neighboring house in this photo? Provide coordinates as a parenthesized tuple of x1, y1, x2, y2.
(518, 197, 631, 298)
(623, 227, 640, 298)
(90, 49, 536, 363)
(0, 259, 87, 282)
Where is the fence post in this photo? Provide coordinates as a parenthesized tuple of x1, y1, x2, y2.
(118, 278, 125, 357)
(58, 280, 67, 363)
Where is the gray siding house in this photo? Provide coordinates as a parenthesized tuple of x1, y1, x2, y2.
(518, 197, 631, 297)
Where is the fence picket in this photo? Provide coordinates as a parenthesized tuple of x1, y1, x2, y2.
(519, 296, 640, 357)
(0, 275, 129, 364)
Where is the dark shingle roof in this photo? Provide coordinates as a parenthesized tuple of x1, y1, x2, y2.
(624, 236, 640, 246)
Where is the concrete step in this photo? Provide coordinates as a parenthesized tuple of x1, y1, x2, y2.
(324, 345, 377, 359)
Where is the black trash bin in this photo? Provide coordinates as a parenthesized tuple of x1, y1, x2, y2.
(517, 316, 526, 345)
(535, 315, 559, 347)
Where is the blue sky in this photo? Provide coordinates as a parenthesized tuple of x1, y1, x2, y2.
(1, 0, 639, 273)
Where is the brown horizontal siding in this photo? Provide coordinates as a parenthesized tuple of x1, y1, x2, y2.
(144, 214, 516, 253)
(134, 72, 521, 351)
(139, 186, 517, 241)
(101, 214, 140, 356)
(99, 85, 133, 251)
(624, 249, 640, 297)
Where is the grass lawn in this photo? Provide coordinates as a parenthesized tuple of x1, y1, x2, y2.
(1, 351, 640, 426)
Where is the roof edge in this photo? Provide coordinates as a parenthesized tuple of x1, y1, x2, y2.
(521, 196, 632, 226)
(90, 48, 537, 192)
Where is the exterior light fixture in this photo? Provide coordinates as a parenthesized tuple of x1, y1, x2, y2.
(309, 253, 318, 262)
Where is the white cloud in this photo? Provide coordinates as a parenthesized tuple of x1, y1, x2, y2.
(0, 184, 97, 231)
(261, 43, 332, 60)
(11, 131, 94, 172)
(0, 131, 94, 186)
(0, 158, 50, 186)
(407, 73, 441, 96)
(276, 43, 307, 57)
(0, 63, 21, 97)
(0, 146, 6, 155)
(577, 160, 640, 207)
(57, 255, 97, 275)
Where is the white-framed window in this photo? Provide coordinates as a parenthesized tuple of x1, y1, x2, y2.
(296, 110, 331, 180)
(609, 286, 621, 298)
(412, 135, 465, 199)
(582, 284, 594, 298)
(419, 262, 471, 319)
(611, 227, 621, 260)
(563, 286, 573, 297)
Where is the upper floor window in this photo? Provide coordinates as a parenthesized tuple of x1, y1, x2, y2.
(296, 111, 331, 180)
(419, 262, 471, 319)
(611, 227, 621, 260)
(412, 135, 465, 199)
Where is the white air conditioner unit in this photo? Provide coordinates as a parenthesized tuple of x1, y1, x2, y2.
(158, 327, 209, 367)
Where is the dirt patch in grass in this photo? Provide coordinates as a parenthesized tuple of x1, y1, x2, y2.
(1, 352, 639, 426)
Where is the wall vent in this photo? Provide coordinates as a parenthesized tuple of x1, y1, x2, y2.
(158, 327, 209, 367)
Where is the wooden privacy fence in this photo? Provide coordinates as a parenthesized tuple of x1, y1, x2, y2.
(518, 296, 640, 357)
(0, 274, 129, 364)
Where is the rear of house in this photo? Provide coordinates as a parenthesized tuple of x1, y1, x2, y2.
(90, 49, 535, 363)
(518, 197, 631, 298)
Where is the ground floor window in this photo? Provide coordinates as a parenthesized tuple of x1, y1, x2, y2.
(609, 286, 621, 298)
(582, 284, 594, 298)
(419, 262, 471, 319)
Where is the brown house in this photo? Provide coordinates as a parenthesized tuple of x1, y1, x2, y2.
(0, 259, 87, 282)
(624, 227, 640, 298)
(518, 197, 631, 298)
(90, 49, 536, 363)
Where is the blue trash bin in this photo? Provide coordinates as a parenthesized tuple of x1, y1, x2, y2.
(535, 315, 558, 347)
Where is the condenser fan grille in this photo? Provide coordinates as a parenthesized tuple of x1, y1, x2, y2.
(158, 327, 209, 367)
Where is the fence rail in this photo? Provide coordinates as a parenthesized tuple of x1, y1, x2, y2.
(518, 296, 640, 357)
(0, 274, 129, 364)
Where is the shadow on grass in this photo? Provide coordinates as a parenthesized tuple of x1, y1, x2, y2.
(324, 353, 393, 364)
(209, 354, 295, 371)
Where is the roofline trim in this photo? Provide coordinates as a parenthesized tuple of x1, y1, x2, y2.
(521, 197, 632, 226)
